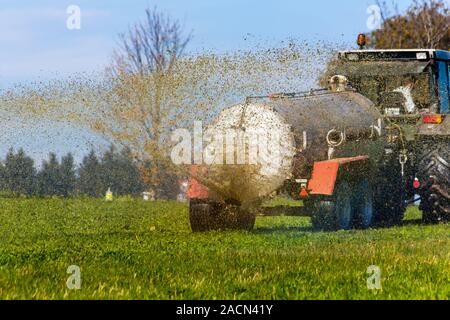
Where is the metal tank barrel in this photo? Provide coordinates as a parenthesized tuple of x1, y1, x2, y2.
(269, 90, 385, 178)
(191, 90, 385, 205)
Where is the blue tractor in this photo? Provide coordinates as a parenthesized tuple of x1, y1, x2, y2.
(334, 40, 449, 223)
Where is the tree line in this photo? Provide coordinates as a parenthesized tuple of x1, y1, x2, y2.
(0, 146, 179, 198)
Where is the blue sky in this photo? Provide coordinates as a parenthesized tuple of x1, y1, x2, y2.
(0, 0, 415, 163)
(0, 0, 415, 87)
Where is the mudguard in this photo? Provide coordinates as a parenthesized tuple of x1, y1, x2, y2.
(307, 156, 369, 196)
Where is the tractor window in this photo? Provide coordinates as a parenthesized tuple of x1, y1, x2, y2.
(408, 74, 430, 109)
(349, 73, 431, 114)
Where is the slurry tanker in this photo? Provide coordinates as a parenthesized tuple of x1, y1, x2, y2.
(187, 35, 450, 231)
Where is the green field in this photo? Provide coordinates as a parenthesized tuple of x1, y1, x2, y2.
(0, 198, 449, 299)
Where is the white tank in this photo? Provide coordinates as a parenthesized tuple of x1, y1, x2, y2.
(193, 102, 296, 205)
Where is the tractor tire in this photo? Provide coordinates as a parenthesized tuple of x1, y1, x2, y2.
(311, 180, 353, 231)
(417, 138, 450, 223)
(189, 200, 215, 232)
(189, 200, 256, 232)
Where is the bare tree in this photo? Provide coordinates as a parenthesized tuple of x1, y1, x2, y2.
(110, 7, 192, 197)
(113, 7, 192, 76)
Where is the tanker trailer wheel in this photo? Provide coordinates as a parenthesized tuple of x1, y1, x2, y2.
(189, 200, 256, 232)
(217, 203, 256, 231)
(189, 199, 216, 232)
(417, 138, 450, 223)
(310, 180, 353, 231)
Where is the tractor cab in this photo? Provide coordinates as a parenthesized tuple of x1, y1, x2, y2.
(332, 40, 449, 224)
(335, 48, 450, 124)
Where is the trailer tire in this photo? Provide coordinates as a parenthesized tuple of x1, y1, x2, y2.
(189, 200, 215, 232)
(417, 138, 450, 223)
(189, 200, 256, 232)
(218, 205, 256, 231)
(311, 180, 353, 231)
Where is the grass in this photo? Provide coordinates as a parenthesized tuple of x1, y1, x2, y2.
(262, 197, 303, 207)
(0, 198, 448, 300)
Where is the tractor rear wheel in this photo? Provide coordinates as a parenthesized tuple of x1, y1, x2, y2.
(417, 138, 450, 223)
(189, 200, 256, 232)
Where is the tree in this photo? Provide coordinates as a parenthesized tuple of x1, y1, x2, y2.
(140, 158, 179, 200)
(109, 6, 192, 197)
(371, 0, 449, 49)
(36, 153, 61, 196)
(100, 146, 120, 195)
(78, 150, 103, 197)
(113, 6, 191, 76)
(100, 146, 145, 196)
(116, 147, 145, 196)
(0, 161, 6, 192)
(60, 153, 77, 197)
(4, 148, 36, 196)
